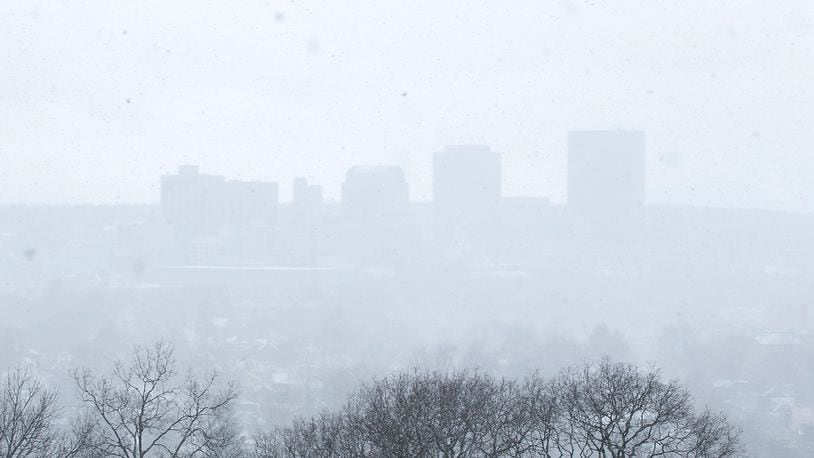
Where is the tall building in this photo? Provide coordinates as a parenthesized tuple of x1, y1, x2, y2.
(160, 165, 226, 236)
(161, 165, 279, 236)
(293, 177, 323, 209)
(567, 130, 645, 241)
(285, 177, 324, 265)
(222, 180, 279, 228)
(340, 166, 412, 265)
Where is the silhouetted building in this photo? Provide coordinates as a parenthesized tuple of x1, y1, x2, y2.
(219, 180, 279, 264)
(160, 165, 226, 236)
(160, 166, 279, 264)
(340, 166, 413, 265)
(284, 177, 325, 265)
(161, 166, 279, 236)
(293, 177, 323, 209)
(567, 130, 645, 242)
(223, 180, 279, 229)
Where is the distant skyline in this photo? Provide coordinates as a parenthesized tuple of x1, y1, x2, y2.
(2, 1, 813, 211)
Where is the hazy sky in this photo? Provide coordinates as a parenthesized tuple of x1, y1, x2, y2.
(1, 0, 812, 210)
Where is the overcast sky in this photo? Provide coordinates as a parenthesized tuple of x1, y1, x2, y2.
(1, 0, 812, 210)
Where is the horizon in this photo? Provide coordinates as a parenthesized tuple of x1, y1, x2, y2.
(3, 1, 813, 210)
(4, 133, 814, 215)
(4, 2, 814, 455)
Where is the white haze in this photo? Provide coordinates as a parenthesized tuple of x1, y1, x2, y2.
(1, 0, 813, 210)
(2, 1, 814, 456)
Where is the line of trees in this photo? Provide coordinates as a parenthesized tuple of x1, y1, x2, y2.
(1, 341, 741, 457)
(255, 361, 741, 457)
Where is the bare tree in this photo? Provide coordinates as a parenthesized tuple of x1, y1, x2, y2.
(254, 360, 742, 457)
(354, 370, 500, 457)
(551, 357, 742, 457)
(73, 341, 239, 458)
(253, 402, 370, 458)
(253, 427, 290, 458)
(269, 370, 530, 458)
(354, 371, 431, 457)
(518, 373, 559, 458)
(0, 365, 60, 457)
(405, 370, 489, 457)
(472, 377, 536, 458)
(0, 365, 92, 458)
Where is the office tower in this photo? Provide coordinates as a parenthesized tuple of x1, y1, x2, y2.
(293, 177, 323, 209)
(160, 165, 226, 236)
(285, 177, 324, 265)
(161, 165, 279, 236)
(340, 166, 412, 265)
(222, 180, 279, 228)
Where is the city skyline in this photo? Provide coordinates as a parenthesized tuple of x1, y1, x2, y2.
(3, 1, 814, 211)
(111, 129, 803, 219)
(6, 128, 804, 216)
(4, 2, 814, 454)
(3, 127, 813, 213)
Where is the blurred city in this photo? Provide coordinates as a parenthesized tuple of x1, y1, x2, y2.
(2, 131, 813, 454)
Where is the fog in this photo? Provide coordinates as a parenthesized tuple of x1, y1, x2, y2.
(2, 1, 814, 456)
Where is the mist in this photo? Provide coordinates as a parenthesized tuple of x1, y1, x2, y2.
(2, 1, 814, 456)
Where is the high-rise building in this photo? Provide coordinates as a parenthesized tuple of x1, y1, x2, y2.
(160, 165, 226, 236)
(222, 180, 279, 228)
(283, 177, 324, 265)
(340, 166, 412, 265)
(161, 165, 279, 236)
(293, 177, 323, 209)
